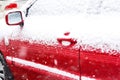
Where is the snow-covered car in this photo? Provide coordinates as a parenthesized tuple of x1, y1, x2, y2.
(0, 0, 120, 80)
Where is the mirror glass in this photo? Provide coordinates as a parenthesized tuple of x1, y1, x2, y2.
(8, 11, 22, 25)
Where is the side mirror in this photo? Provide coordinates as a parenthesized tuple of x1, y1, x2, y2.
(5, 11, 24, 27)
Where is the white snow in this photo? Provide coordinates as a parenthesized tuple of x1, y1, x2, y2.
(18, 15, 120, 53)
(1, 0, 120, 53)
(26, 0, 120, 15)
(1, 0, 120, 80)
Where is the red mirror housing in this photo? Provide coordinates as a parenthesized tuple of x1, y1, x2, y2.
(5, 11, 24, 26)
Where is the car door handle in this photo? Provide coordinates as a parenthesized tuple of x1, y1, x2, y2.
(57, 38, 77, 47)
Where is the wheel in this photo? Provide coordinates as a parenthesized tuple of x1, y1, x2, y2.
(0, 51, 14, 80)
(0, 77, 4, 80)
(0, 61, 5, 80)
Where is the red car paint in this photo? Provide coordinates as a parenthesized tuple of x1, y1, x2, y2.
(80, 49, 120, 80)
(0, 39, 80, 80)
(0, 36, 120, 80)
(1, 4, 120, 80)
(5, 3, 18, 10)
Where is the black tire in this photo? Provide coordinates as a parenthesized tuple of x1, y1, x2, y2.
(0, 77, 4, 80)
(0, 55, 5, 80)
(0, 51, 14, 80)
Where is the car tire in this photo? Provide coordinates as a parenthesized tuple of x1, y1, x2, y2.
(0, 77, 4, 80)
(0, 51, 14, 80)
(0, 55, 5, 80)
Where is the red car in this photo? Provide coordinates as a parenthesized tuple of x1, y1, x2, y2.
(0, 0, 120, 80)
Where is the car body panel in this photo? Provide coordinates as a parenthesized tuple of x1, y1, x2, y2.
(1, 0, 120, 79)
(1, 14, 120, 80)
(80, 48, 120, 80)
(1, 38, 80, 80)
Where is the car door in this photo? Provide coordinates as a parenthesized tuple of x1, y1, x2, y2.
(3, 8, 81, 79)
(80, 45, 120, 80)
(5, 31, 80, 80)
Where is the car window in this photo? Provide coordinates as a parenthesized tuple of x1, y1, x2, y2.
(27, 0, 120, 16)
(27, 0, 89, 16)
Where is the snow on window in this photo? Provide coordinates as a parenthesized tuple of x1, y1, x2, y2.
(1, 0, 120, 53)
(27, 0, 120, 16)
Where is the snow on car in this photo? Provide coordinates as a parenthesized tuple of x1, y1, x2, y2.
(0, 0, 120, 80)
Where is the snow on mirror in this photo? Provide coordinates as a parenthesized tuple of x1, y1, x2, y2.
(6, 11, 23, 25)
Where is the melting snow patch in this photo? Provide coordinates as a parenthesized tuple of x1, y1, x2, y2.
(54, 59, 58, 65)
(81, 76, 96, 80)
